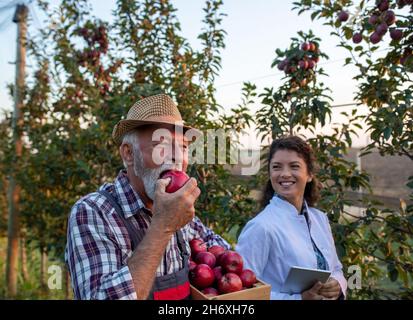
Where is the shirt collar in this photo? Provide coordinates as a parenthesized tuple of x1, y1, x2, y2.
(112, 169, 150, 219)
(272, 193, 310, 217)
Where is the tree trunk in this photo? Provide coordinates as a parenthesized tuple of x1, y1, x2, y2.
(20, 235, 29, 282)
(6, 4, 28, 298)
(40, 246, 48, 290)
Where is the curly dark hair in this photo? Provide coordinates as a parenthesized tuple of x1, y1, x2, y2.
(260, 136, 321, 209)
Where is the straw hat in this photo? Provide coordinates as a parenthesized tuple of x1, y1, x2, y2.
(112, 94, 198, 145)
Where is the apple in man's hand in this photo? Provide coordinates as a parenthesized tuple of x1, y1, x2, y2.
(160, 170, 190, 193)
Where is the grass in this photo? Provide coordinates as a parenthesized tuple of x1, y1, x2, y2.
(0, 237, 72, 300)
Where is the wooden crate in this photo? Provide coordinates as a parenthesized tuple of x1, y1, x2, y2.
(190, 279, 271, 300)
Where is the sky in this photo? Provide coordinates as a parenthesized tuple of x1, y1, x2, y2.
(0, 0, 373, 148)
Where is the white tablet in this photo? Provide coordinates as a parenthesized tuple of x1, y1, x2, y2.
(280, 266, 331, 294)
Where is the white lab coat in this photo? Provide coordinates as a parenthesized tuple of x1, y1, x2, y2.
(236, 195, 347, 300)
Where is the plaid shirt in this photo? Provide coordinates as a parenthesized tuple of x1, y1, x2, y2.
(65, 170, 231, 300)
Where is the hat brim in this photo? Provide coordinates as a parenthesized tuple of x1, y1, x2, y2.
(112, 119, 201, 146)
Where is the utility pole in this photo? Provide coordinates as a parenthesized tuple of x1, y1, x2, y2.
(6, 3, 28, 298)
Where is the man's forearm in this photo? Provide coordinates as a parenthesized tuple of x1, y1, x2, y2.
(127, 220, 173, 300)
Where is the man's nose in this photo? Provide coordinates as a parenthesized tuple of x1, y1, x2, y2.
(163, 142, 183, 164)
(171, 143, 184, 164)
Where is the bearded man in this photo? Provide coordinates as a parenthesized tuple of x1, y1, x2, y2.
(65, 94, 230, 300)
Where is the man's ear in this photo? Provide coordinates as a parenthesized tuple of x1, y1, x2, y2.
(120, 143, 134, 167)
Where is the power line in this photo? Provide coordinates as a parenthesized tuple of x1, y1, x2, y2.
(216, 48, 390, 89)
(331, 102, 360, 108)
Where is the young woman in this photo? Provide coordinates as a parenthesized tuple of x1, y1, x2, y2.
(236, 136, 347, 300)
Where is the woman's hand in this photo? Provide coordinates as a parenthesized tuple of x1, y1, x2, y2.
(318, 278, 342, 300)
(301, 282, 324, 300)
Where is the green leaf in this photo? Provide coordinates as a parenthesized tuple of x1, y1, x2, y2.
(383, 127, 392, 140)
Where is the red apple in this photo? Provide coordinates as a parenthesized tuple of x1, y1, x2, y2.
(390, 29, 403, 41)
(284, 65, 297, 74)
(370, 32, 382, 44)
(277, 59, 288, 71)
(301, 42, 310, 51)
(239, 269, 257, 288)
(384, 10, 396, 25)
(368, 14, 379, 25)
(208, 245, 226, 259)
(338, 11, 349, 22)
(190, 239, 207, 259)
(298, 60, 309, 70)
(160, 170, 190, 193)
(219, 250, 244, 274)
(217, 273, 243, 294)
(213, 266, 224, 283)
(189, 264, 215, 289)
(189, 260, 197, 272)
(352, 33, 363, 44)
(195, 251, 216, 268)
(202, 287, 219, 297)
(308, 42, 317, 52)
(378, 0, 389, 12)
(376, 22, 388, 36)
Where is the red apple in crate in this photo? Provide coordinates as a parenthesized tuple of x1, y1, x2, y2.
(208, 245, 226, 259)
(189, 260, 197, 272)
(219, 250, 244, 274)
(189, 264, 215, 289)
(218, 272, 243, 294)
(202, 287, 219, 297)
(239, 269, 257, 288)
(160, 170, 190, 193)
(195, 251, 216, 268)
(190, 239, 207, 259)
(213, 266, 224, 283)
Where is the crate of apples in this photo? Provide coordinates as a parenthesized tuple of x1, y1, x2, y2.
(188, 239, 271, 300)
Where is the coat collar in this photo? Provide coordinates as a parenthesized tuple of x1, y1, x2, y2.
(270, 193, 311, 223)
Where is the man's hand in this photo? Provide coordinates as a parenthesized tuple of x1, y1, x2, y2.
(301, 281, 325, 300)
(152, 177, 201, 234)
(318, 278, 342, 300)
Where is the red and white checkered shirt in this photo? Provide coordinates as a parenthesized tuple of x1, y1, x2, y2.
(65, 170, 231, 300)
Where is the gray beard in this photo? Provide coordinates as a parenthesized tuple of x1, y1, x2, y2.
(132, 145, 182, 200)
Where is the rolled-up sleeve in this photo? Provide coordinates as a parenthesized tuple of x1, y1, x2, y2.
(65, 201, 137, 300)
